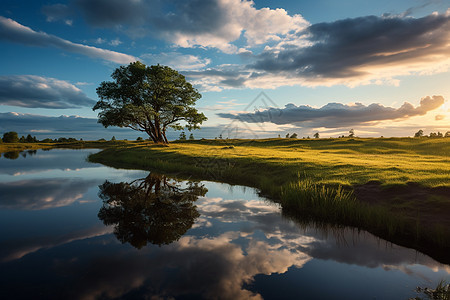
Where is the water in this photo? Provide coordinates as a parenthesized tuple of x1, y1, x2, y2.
(0, 149, 448, 300)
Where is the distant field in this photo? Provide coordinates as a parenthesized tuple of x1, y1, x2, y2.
(86, 137, 450, 187)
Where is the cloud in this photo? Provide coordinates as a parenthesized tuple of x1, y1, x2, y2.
(0, 225, 112, 262)
(184, 11, 450, 90)
(74, 0, 308, 53)
(0, 75, 95, 109)
(0, 16, 136, 64)
(0, 178, 96, 210)
(217, 95, 445, 128)
(141, 52, 211, 70)
(251, 11, 450, 86)
(41, 3, 73, 25)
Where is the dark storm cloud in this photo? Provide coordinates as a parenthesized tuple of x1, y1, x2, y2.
(252, 12, 450, 79)
(74, 0, 151, 27)
(0, 16, 136, 63)
(217, 96, 445, 128)
(75, 0, 224, 34)
(0, 75, 95, 109)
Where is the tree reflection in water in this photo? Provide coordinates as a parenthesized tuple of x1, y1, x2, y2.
(98, 173, 207, 249)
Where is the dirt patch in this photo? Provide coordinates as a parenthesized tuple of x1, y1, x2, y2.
(354, 181, 450, 230)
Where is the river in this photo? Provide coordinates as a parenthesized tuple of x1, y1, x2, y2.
(0, 149, 448, 299)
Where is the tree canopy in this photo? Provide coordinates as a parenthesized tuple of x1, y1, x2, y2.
(93, 62, 207, 144)
(2, 132, 19, 143)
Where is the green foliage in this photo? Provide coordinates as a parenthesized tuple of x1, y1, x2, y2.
(314, 132, 320, 139)
(415, 129, 424, 137)
(2, 131, 19, 143)
(179, 132, 186, 140)
(111, 136, 116, 141)
(349, 129, 355, 137)
(290, 133, 298, 138)
(189, 133, 195, 140)
(94, 61, 207, 144)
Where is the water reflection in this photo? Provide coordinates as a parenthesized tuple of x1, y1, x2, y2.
(98, 173, 208, 248)
(1, 149, 449, 299)
(0, 178, 97, 210)
(3, 151, 19, 159)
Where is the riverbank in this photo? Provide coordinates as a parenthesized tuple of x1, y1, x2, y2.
(85, 137, 450, 263)
(2, 137, 450, 262)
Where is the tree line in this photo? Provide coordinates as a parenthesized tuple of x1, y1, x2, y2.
(1, 131, 81, 143)
(414, 130, 450, 138)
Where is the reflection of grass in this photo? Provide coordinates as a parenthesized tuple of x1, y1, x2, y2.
(413, 280, 450, 300)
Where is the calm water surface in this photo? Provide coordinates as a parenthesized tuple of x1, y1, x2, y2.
(0, 149, 449, 299)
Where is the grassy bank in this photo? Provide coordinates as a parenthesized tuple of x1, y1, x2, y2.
(87, 137, 450, 263)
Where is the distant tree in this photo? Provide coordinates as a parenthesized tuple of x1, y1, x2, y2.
(179, 132, 186, 140)
(26, 134, 34, 143)
(290, 133, 298, 138)
(437, 132, 443, 138)
(348, 129, 355, 138)
(3, 132, 19, 143)
(414, 129, 424, 137)
(285, 133, 289, 138)
(19, 136, 26, 143)
(307, 136, 310, 139)
(429, 132, 437, 138)
(313, 132, 320, 139)
(189, 133, 195, 140)
(136, 137, 143, 141)
(41, 138, 53, 143)
(445, 131, 450, 138)
(219, 133, 223, 139)
(111, 136, 116, 141)
(278, 134, 281, 138)
(93, 62, 207, 144)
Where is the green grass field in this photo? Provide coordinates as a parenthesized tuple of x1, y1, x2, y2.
(1, 137, 450, 262)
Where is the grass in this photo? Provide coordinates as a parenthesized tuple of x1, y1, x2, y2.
(1, 137, 449, 263)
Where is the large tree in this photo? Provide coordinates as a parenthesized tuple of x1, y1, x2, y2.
(93, 62, 207, 144)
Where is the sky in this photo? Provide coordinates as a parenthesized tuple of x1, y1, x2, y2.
(0, 0, 449, 140)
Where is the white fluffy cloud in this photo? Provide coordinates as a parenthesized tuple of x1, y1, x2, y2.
(74, 0, 309, 53)
(0, 16, 136, 64)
